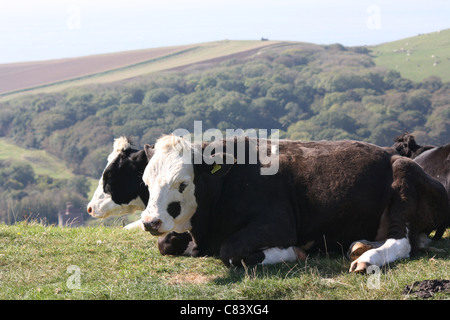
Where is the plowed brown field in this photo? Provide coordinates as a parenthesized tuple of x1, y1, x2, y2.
(0, 44, 193, 95)
(0, 40, 279, 99)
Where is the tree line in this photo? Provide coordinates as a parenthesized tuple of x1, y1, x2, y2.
(0, 160, 90, 224)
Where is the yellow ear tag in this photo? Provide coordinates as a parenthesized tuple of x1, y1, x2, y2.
(211, 163, 222, 174)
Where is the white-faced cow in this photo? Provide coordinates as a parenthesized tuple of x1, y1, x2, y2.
(86, 137, 195, 256)
(140, 135, 448, 272)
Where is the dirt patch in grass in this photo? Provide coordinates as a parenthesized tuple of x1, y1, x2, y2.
(402, 279, 450, 299)
(167, 273, 215, 285)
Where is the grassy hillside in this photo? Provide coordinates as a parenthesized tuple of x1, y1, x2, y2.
(372, 29, 450, 82)
(0, 138, 98, 199)
(0, 138, 75, 180)
(0, 40, 279, 101)
(1, 222, 449, 300)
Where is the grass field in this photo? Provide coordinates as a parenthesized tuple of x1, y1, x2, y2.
(1, 221, 448, 300)
(371, 29, 450, 82)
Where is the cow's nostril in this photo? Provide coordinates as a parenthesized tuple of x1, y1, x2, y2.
(87, 206, 93, 214)
(143, 219, 162, 233)
(151, 219, 162, 229)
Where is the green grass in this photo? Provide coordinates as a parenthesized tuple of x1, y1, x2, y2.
(372, 28, 450, 82)
(1, 222, 448, 300)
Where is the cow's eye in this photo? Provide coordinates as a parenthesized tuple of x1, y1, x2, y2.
(178, 182, 187, 193)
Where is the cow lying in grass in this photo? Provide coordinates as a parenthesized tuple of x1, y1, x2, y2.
(140, 135, 448, 272)
(87, 136, 448, 272)
(392, 133, 450, 239)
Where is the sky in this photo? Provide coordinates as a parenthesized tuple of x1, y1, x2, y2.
(0, 0, 449, 64)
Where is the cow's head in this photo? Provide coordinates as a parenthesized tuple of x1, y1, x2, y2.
(140, 135, 234, 236)
(393, 133, 419, 157)
(87, 137, 151, 218)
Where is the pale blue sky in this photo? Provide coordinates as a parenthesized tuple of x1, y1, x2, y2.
(0, 0, 449, 63)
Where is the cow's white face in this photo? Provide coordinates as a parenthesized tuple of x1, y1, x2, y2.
(87, 178, 145, 218)
(88, 178, 121, 218)
(141, 136, 198, 236)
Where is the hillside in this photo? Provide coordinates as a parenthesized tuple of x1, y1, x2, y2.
(0, 137, 97, 191)
(0, 35, 449, 225)
(0, 40, 279, 100)
(0, 138, 95, 225)
(0, 44, 194, 95)
(372, 29, 450, 82)
(2, 30, 449, 100)
(0, 138, 76, 180)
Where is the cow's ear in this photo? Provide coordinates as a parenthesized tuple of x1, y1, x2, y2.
(203, 153, 236, 177)
(144, 144, 155, 160)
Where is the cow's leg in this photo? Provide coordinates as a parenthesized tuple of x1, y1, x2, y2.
(157, 231, 195, 256)
(350, 157, 423, 272)
(416, 233, 446, 253)
(349, 237, 411, 272)
(226, 246, 304, 267)
(125, 221, 196, 256)
(220, 222, 297, 267)
(124, 219, 144, 230)
(347, 240, 385, 261)
(260, 246, 307, 265)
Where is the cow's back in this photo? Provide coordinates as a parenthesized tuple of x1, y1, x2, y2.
(277, 140, 394, 250)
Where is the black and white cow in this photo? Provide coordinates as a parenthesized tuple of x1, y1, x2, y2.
(87, 137, 195, 256)
(87, 137, 148, 220)
(140, 135, 449, 272)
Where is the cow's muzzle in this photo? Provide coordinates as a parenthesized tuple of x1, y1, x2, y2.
(142, 219, 163, 236)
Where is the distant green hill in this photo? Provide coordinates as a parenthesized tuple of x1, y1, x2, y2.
(0, 138, 75, 180)
(0, 138, 97, 195)
(371, 29, 450, 82)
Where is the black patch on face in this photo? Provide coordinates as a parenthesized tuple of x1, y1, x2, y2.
(102, 148, 148, 205)
(167, 202, 181, 219)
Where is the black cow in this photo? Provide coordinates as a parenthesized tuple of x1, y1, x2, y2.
(140, 135, 448, 272)
(392, 133, 450, 239)
(87, 137, 194, 256)
(414, 144, 450, 239)
(393, 133, 435, 158)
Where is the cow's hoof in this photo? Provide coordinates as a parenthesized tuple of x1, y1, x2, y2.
(349, 242, 373, 261)
(349, 260, 371, 273)
(243, 251, 265, 265)
(293, 246, 307, 261)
